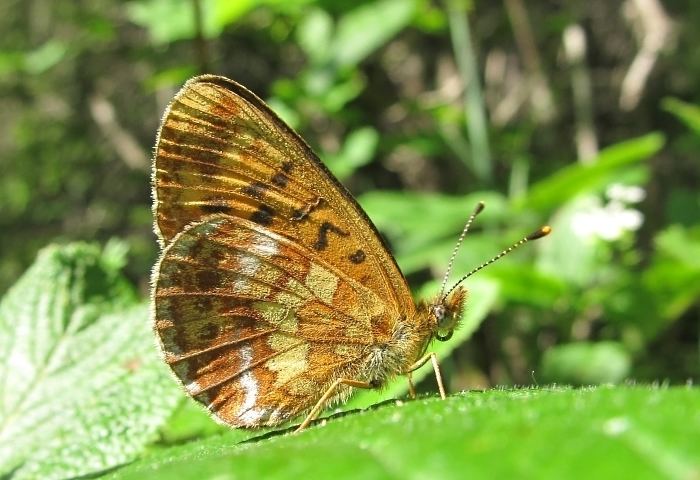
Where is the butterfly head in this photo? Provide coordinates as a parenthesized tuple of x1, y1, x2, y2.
(429, 287, 467, 342)
(427, 201, 551, 344)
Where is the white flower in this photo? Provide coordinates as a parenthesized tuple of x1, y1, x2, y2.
(571, 185, 645, 241)
(606, 183, 646, 203)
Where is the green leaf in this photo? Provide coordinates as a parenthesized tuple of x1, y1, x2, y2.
(108, 387, 700, 479)
(0, 50, 24, 77)
(488, 263, 570, 309)
(126, 0, 254, 43)
(127, 0, 204, 43)
(317, 74, 365, 112)
(211, 0, 259, 28)
(0, 243, 181, 479)
(605, 225, 700, 339)
(655, 225, 700, 269)
(522, 133, 664, 212)
(146, 66, 199, 90)
(325, 126, 379, 180)
(296, 8, 334, 65)
(128, 0, 313, 43)
(23, 40, 67, 74)
(0, 41, 67, 77)
(156, 399, 229, 446)
(662, 97, 700, 136)
(358, 190, 540, 279)
(333, 0, 417, 69)
(642, 230, 700, 325)
(358, 190, 508, 251)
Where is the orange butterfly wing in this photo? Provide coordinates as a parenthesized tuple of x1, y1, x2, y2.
(152, 76, 416, 426)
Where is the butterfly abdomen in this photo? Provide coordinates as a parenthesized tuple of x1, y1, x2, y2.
(357, 317, 428, 387)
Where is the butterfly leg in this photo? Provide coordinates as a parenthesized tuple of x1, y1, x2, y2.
(402, 352, 446, 400)
(406, 371, 417, 399)
(295, 378, 374, 433)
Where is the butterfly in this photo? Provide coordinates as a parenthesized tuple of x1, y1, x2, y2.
(151, 75, 550, 432)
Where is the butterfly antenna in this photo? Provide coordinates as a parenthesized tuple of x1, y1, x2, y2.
(438, 201, 486, 300)
(442, 225, 552, 301)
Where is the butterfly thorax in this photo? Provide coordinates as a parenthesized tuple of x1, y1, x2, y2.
(361, 286, 467, 386)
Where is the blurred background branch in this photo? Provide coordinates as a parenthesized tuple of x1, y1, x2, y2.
(503, 0, 556, 123)
(620, 0, 676, 111)
(563, 24, 598, 164)
(88, 93, 149, 171)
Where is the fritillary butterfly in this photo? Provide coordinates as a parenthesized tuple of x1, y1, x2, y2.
(151, 75, 550, 432)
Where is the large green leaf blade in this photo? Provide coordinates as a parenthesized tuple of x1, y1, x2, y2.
(0, 243, 181, 479)
(522, 133, 663, 212)
(662, 97, 700, 136)
(108, 387, 700, 479)
(333, 0, 417, 69)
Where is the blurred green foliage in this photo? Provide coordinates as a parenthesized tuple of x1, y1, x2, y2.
(1, 0, 699, 476)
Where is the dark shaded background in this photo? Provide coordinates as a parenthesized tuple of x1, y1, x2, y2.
(1, 0, 698, 388)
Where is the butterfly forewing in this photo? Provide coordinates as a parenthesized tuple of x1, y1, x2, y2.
(154, 76, 409, 309)
(152, 76, 415, 426)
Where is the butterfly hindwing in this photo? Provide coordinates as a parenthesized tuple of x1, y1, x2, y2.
(154, 214, 393, 425)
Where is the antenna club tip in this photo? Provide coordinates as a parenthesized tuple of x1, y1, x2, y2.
(527, 225, 552, 240)
(474, 201, 485, 215)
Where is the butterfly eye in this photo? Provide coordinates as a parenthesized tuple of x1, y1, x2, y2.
(431, 303, 458, 339)
(431, 304, 446, 322)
